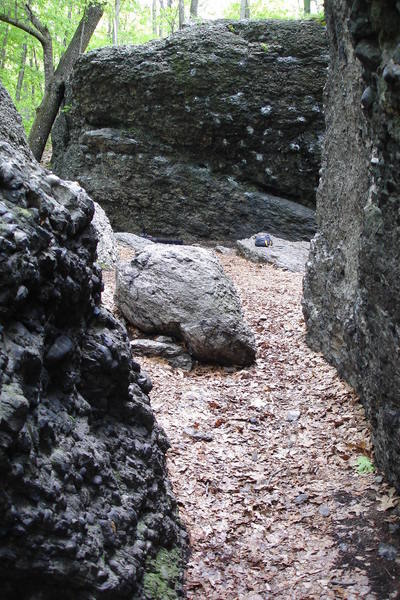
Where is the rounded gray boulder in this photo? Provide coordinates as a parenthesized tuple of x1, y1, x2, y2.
(115, 245, 256, 366)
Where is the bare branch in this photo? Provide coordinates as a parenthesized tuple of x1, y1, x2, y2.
(0, 11, 45, 45)
(24, 3, 50, 39)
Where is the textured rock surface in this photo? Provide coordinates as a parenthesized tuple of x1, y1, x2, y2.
(115, 232, 155, 253)
(115, 245, 256, 366)
(130, 338, 193, 371)
(303, 0, 400, 489)
(0, 84, 186, 598)
(237, 232, 309, 272)
(92, 201, 117, 268)
(52, 20, 327, 242)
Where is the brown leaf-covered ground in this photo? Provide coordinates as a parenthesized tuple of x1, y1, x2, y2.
(103, 249, 400, 599)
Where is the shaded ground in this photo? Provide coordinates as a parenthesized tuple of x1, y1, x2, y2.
(103, 250, 400, 599)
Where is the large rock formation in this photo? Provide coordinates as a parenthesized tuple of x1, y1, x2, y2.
(52, 20, 327, 242)
(0, 84, 186, 598)
(115, 245, 256, 366)
(303, 0, 400, 488)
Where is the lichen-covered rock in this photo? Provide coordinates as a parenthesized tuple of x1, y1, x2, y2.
(237, 232, 309, 272)
(303, 0, 400, 489)
(115, 245, 256, 366)
(0, 83, 186, 599)
(92, 200, 117, 268)
(52, 19, 327, 242)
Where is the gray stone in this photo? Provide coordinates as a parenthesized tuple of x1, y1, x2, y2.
(115, 245, 256, 366)
(130, 338, 193, 371)
(303, 0, 400, 490)
(0, 83, 186, 599)
(318, 504, 331, 517)
(115, 231, 155, 253)
(215, 245, 237, 255)
(52, 20, 327, 242)
(378, 543, 398, 561)
(237, 233, 310, 272)
(92, 200, 117, 268)
(294, 493, 309, 505)
(286, 409, 301, 422)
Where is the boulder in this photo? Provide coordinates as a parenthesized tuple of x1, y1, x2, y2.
(0, 83, 186, 598)
(303, 0, 400, 489)
(52, 20, 327, 242)
(115, 245, 256, 366)
(115, 231, 155, 253)
(237, 233, 310, 272)
(130, 337, 193, 371)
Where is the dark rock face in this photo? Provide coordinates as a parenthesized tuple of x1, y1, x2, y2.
(0, 84, 185, 599)
(303, 0, 400, 489)
(52, 20, 327, 242)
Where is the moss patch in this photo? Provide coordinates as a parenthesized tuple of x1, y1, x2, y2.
(143, 547, 182, 599)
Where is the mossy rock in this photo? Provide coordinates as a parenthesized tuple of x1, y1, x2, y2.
(143, 547, 183, 599)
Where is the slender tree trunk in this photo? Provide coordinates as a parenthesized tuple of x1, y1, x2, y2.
(304, 0, 311, 13)
(28, 3, 103, 160)
(63, 4, 72, 48)
(32, 46, 42, 94)
(240, 0, 250, 18)
(0, 6, 11, 70)
(0, 25, 9, 69)
(190, 0, 198, 20)
(16, 43, 28, 102)
(30, 50, 35, 102)
(112, 0, 120, 45)
(152, 0, 157, 35)
(159, 0, 164, 37)
(178, 0, 184, 29)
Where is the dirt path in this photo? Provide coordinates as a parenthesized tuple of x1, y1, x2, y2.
(104, 252, 400, 599)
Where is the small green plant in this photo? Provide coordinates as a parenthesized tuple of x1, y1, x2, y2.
(261, 42, 269, 52)
(356, 455, 375, 474)
(228, 23, 236, 33)
(61, 103, 72, 114)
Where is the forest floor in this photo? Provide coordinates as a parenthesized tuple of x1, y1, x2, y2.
(103, 248, 400, 600)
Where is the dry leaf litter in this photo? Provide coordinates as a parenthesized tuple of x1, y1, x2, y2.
(102, 246, 400, 599)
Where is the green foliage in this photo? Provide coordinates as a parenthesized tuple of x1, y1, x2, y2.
(355, 455, 375, 474)
(223, 0, 299, 20)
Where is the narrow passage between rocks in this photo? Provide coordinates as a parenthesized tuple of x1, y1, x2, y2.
(104, 251, 400, 599)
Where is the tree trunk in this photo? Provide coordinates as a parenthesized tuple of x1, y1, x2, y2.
(28, 3, 103, 160)
(16, 43, 28, 102)
(152, 0, 157, 35)
(0, 25, 8, 70)
(159, 0, 164, 37)
(190, 0, 198, 20)
(112, 0, 120, 45)
(240, 0, 250, 18)
(304, 0, 311, 13)
(178, 0, 184, 29)
(0, 6, 11, 70)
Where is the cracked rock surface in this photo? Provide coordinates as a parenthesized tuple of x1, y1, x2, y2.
(0, 83, 186, 599)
